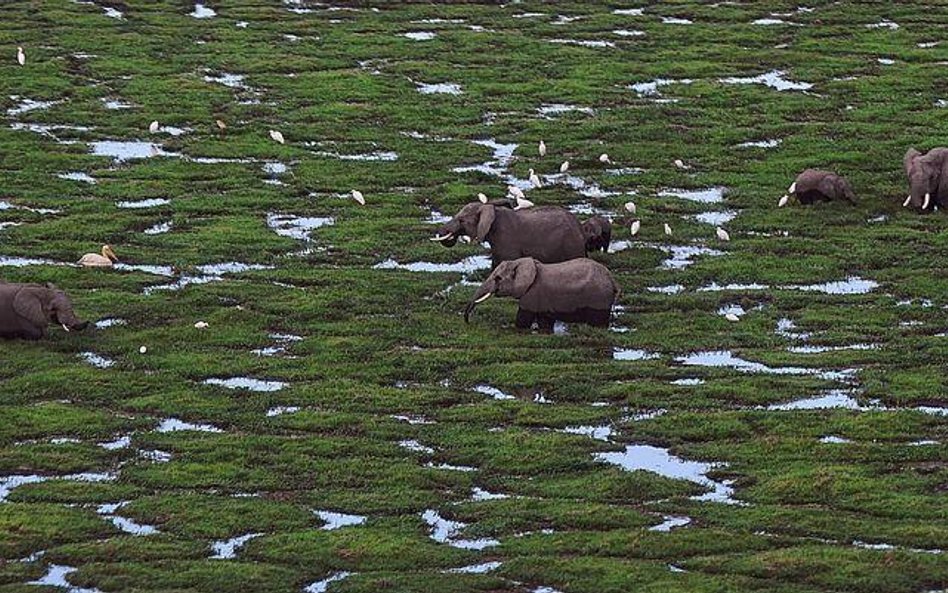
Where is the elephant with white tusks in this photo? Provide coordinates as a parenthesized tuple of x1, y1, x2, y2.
(780, 169, 857, 206)
(0, 283, 88, 340)
(903, 147, 948, 211)
(431, 201, 586, 269)
(581, 216, 611, 253)
(464, 257, 619, 333)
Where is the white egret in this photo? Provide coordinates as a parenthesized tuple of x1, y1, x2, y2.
(351, 190, 365, 205)
(269, 129, 285, 144)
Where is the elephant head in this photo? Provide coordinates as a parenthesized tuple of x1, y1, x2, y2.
(15, 284, 88, 332)
(832, 176, 857, 203)
(904, 147, 947, 210)
(464, 258, 537, 322)
(431, 201, 509, 246)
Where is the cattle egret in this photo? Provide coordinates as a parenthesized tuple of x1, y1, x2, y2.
(514, 196, 534, 210)
(139, 346, 147, 354)
(78, 245, 118, 267)
(16, 47, 24, 66)
(778, 195, 789, 207)
(674, 159, 688, 169)
(508, 185, 525, 200)
(787, 182, 796, 194)
(664, 223, 672, 236)
(216, 119, 226, 130)
(716, 227, 730, 241)
(528, 168, 542, 188)
(538, 140, 546, 157)
(599, 153, 611, 164)
(194, 321, 209, 329)
(478, 193, 488, 203)
(902, 195, 912, 207)
(351, 190, 365, 205)
(560, 161, 569, 173)
(149, 120, 160, 133)
(725, 313, 740, 322)
(269, 129, 285, 144)
(630, 220, 641, 236)
(624, 201, 636, 214)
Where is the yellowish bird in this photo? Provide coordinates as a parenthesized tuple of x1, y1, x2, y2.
(352, 190, 365, 205)
(17, 47, 25, 66)
(149, 120, 159, 133)
(664, 223, 672, 236)
(508, 185, 525, 200)
(716, 227, 730, 241)
(528, 168, 542, 188)
(78, 245, 118, 267)
(725, 313, 740, 322)
(624, 201, 636, 214)
(269, 129, 285, 144)
(599, 153, 611, 164)
(478, 193, 488, 203)
(538, 140, 546, 157)
(630, 220, 641, 236)
(216, 119, 226, 130)
(559, 161, 569, 173)
(514, 196, 534, 210)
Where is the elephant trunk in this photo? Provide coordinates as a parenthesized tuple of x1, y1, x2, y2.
(54, 307, 88, 332)
(432, 220, 461, 247)
(464, 281, 495, 323)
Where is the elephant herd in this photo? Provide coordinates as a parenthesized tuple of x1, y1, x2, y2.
(1, 145, 947, 340)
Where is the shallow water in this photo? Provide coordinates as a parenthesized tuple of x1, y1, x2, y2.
(445, 561, 503, 574)
(0, 255, 72, 268)
(629, 78, 694, 98)
(537, 103, 595, 118)
(613, 29, 645, 37)
(313, 149, 398, 161)
(737, 138, 781, 149)
(471, 487, 509, 501)
(1, 472, 114, 503)
(98, 434, 131, 450)
(783, 276, 879, 295)
(6, 97, 59, 116)
(661, 16, 693, 24)
(403, 31, 436, 40)
(304, 572, 352, 593)
(92, 141, 172, 162)
(398, 439, 435, 454)
(266, 406, 300, 417)
(417, 82, 463, 95)
(57, 172, 96, 184)
(190, 3, 216, 18)
(473, 384, 516, 400)
(649, 515, 692, 532)
(677, 350, 854, 382)
(96, 502, 159, 535)
(114, 263, 174, 276)
(819, 435, 852, 444)
(659, 187, 726, 204)
(647, 284, 685, 295)
(613, 348, 661, 361)
(116, 198, 170, 209)
(421, 509, 499, 550)
(143, 221, 172, 235)
(155, 417, 223, 433)
(204, 377, 287, 392)
(267, 213, 334, 241)
(28, 564, 103, 593)
(373, 255, 490, 275)
(426, 462, 477, 472)
(766, 390, 865, 411)
(561, 425, 613, 441)
(210, 533, 262, 559)
(661, 245, 724, 270)
(78, 352, 115, 369)
(315, 510, 366, 530)
(720, 70, 813, 91)
(691, 210, 738, 226)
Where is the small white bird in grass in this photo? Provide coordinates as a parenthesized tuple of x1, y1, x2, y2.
(216, 119, 227, 131)
(538, 140, 546, 157)
(269, 129, 285, 144)
(674, 159, 689, 170)
(514, 196, 534, 210)
(664, 223, 672, 236)
(149, 120, 160, 133)
(477, 192, 488, 204)
(624, 201, 636, 214)
(351, 190, 365, 205)
(194, 321, 209, 329)
(630, 220, 641, 236)
(725, 313, 740, 322)
(139, 346, 147, 354)
(508, 185, 525, 200)
(716, 227, 730, 241)
(778, 195, 790, 207)
(16, 46, 25, 66)
(528, 168, 542, 188)
(560, 160, 569, 173)
(599, 153, 611, 164)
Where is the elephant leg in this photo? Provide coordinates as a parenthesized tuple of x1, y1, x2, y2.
(536, 314, 555, 334)
(515, 307, 536, 330)
(9, 325, 44, 340)
(583, 308, 611, 327)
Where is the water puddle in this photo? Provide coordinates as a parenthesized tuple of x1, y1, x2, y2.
(672, 378, 704, 386)
(266, 406, 300, 417)
(403, 31, 436, 40)
(203, 72, 252, 91)
(659, 187, 726, 204)
(0, 256, 73, 268)
(766, 390, 866, 411)
(647, 284, 685, 295)
(114, 263, 174, 276)
(144, 262, 272, 294)
(692, 210, 738, 226)
(143, 221, 172, 235)
(73, 0, 123, 19)
(445, 561, 502, 574)
(155, 417, 223, 433)
(96, 502, 159, 535)
(783, 276, 878, 295)
(99, 435, 131, 449)
(421, 509, 499, 549)
(140, 449, 172, 463)
(866, 20, 899, 29)
(629, 78, 694, 100)
(787, 343, 877, 354)
(661, 16, 693, 24)
(6, 97, 60, 117)
(698, 282, 769, 292)
(677, 350, 854, 382)
(78, 352, 115, 369)
(613, 29, 645, 37)
(92, 141, 174, 162)
(595, 444, 738, 504)
(613, 348, 661, 361)
(819, 435, 851, 444)
(473, 384, 515, 400)
(315, 510, 366, 530)
(561, 425, 613, 442)
(471, 487, 509, 501)
(28, 564, 103, 592)
(101, 98, 132, 110)
(203, 377, 287, 392)
(267, 213, 334, 241)
(649, 515, 692, 532)
(373, 255, 490, 275)
(312, 150, 398, 161)
(304, 572, 352, 593)
(398, 440, 435, 454)
(426, 462, 477, 472)
(57, 172, 96, 184)
(391, 414, 435, 425)
(537, 104, 595, 118)
(1, 472, 114, 503)
(661, 245, 724, 270)
(417, 82, 463, 95)
(720, 70, 813, 91)
(190, 3, 216, 18)
(737, 138, 781, 149)
(210, 533, 262, 559)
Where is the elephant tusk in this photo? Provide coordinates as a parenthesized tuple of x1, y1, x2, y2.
(923, 193, 931, 210)
(62, 324, 70, 332)
(903, 195, 912, 207)
(474, 292, 493, 304)
(430, 233, 454, 242)
(787, 182, 796, 194)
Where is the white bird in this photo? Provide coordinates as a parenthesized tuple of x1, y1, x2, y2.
(149, 120, 159, 133)
(716, 227, 730, 241)
(725, 313, 740, 322)
(538, 140, 546, 157)
(630, 220, 641, 236)
(787, 182, 797, 194)
(351, 190, 365, 205)
(478, 193, 488, 204)
(77, 245, 118, 267)
(139, 346, 147, 354)
(560, 161, 569, 173)
(508, 185, 525, 200)
(664, 223, 672, 236)
(528, 168, 542, 188)
(624, 201, 636, 214)
(778, 195, 790, 208)
(514, 196, 534, 210)
(16, 46, 24, 66)
(674, 159, 688, 169)
(269, 129, 285, 144)
(216, 119, 227, 131)
(599, 153, 611, 164)
(902, 195, 912, 207)
(194, 321, 209, 329)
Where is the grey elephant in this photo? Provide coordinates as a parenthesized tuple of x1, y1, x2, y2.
(582, 216, 611, 253)
(464, 257, 619, 332)
(903, 147, 948, 211)
(0, 283, 88, 340)
(781, 169, 857, 206)
(431, 201, 586, 268)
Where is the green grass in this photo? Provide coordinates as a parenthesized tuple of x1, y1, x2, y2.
(1, 1, 947, 592)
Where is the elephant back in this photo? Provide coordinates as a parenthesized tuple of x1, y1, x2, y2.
(521, 259, 617, 313)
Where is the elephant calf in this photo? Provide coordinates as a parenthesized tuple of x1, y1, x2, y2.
(781, 169, 857, 206)
(464, 257, 619, 333)
(0, 283, 88, 340)
(582, 216, 611, 253)
(904, 147, 948, 211)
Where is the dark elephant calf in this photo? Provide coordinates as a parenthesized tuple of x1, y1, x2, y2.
(0, 283, 88, 340)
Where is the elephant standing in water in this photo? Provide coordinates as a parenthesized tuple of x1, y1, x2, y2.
(0, 283, 88, 340)
(582, 216, 612, 253)
(464, 257, 619, 333)
(903, 147, 948, 211)
(780, 169, 857, 206)
(432, 201, 586, 268)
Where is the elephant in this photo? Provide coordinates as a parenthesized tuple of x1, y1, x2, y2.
(903, 147, 948, 211)
(581, 216, 611, 253)
(464, 257, 619, 333)
(782, 169, 857, 205)
(0, 283, 88, 340)
(431, 201, 586, 268)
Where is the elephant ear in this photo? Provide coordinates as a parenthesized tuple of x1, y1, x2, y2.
(904, 147, 921, 175)
(511, 258, 538, 298)
(476, 205, 496, 242)
(13, 287, 47, 327)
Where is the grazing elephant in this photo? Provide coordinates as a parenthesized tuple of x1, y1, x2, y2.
(783, 169, 857, 205)
(0, 283, 88, 340)
(903, 147, 948, 211)
(464, 257, 619, 333)
(582, 216, 611, 253)
(432, 201, 586, 268)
